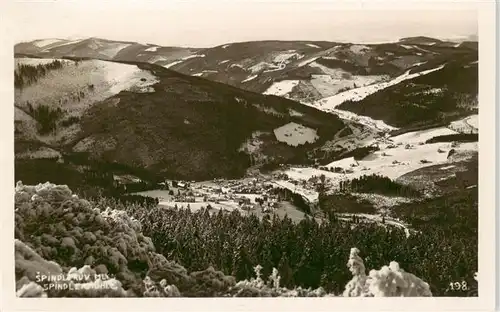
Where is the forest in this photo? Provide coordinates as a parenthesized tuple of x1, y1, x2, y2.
(338, 174, 422, 197)
(93, 186, 477, 297)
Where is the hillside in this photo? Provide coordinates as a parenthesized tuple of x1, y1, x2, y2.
(15, 37, 477, 100)
(14, 57, 347, 182)
(336, 54, 478, 130)
(15, 37, 478, 136)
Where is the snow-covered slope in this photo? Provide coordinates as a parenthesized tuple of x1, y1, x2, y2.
(449, 114, 479, 134)
(16, 38, 477, 134)
(263, 80, 300, 96)
(312, 65, 445, 110)
(16, 58, 159, 103)
(15, 57, 159, 144)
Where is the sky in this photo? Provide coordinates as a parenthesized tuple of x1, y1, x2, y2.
(6, 0, 478, 48)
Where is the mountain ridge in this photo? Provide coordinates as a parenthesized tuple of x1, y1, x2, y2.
(14, 56, 348, 181)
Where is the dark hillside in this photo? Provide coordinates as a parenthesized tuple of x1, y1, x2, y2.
(67, 61, 346, 180)
(337, 60, 477, 129)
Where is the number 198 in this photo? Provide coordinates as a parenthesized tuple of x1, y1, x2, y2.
(449, 281, 469, 291)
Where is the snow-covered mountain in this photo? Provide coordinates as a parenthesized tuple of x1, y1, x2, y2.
(15, 37, 199, 66)
(14, 35, 478, 189)
(14, 57, 348, 180)
(16, 36, 478, 131)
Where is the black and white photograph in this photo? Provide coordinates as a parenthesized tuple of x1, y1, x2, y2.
(0, 0, 497, 310)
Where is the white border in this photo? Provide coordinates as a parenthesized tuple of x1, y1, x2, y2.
(0, 1, 496, 311)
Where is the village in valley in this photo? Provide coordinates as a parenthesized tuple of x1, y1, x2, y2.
(122, 114, 477, 235)
(134, 174, 312, 221)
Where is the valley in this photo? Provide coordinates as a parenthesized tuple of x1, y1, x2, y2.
(14, 36, 478, 227)
(13, 35, 479, 298)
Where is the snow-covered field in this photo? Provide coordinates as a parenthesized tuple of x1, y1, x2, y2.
(449, 114, 479, 133)
(328, 109, 398, 132)
(263, 80, 300, 96)
(348, 142, 453, 179)
(280, 129, 477, 194)
(327, 156, 359, 169)
(273, 122, 319, 146)
(390, 127, 458, 144)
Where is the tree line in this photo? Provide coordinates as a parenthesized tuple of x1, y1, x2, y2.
(338, 174, 422, 197)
